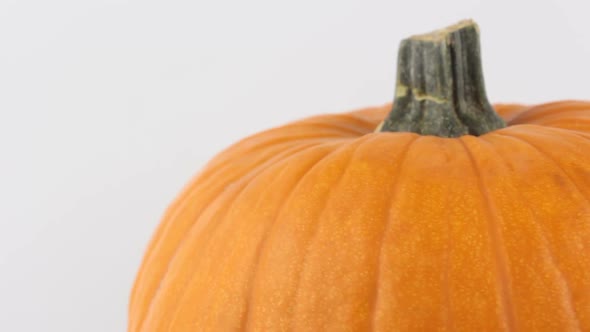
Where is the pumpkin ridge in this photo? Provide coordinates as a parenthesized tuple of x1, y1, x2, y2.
(291, 112, 376, 133)
(494, 132, 590, 206)
(492, 132, 590, 323)
(524, 126, 590, 141)
(197, 143, 346, 329)
(289, 135, 380, 330)
(509, 101, 590, 125)
(442, 180, 454, 331)
(280, 111, 381, 137)
(459, 137, 517, 331)
(207, 123, 361, 167)
(165, 141, 340, 329)
(479, 135, 583, 330)
(246, 136, 374, 331)
(136, 140, 335, 331)
(237, 162, 315, 331)
(301, 120, 370, 136)
(511, 111, 590, 130)
(238, 140, 357, 331)
(141, 165, 260, 331)
(130, 137, 334, 317)
(367, 135, 421, 331)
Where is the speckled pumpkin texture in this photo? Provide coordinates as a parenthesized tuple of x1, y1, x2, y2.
(129, 101, 590, 331)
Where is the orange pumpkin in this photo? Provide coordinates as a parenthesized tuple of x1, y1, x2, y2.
(129, 21, 590, 331)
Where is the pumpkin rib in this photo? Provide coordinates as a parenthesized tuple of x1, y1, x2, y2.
(132, 139, 322, 327)
(247, 112, 377, 141)
(438, 143, 458, 331)
(166, 141, 344, 330)
(494, 131, 590, 205)
(236, 161, 316, 331)
(480, 134, 583, 330)
(190, 141, 345, 329)
(177, 140, 352, 327)
(243, 136, 374, 331)
(286, 112, 382, 136)
(509, 101, 590, 125)
(496, 129, 590, 244)
(130, 136, 341, 311)
(130, 137, 341, 298)
(294, 121, 369, 136)
(139, 168, 261, 331)
(164, 162, 290, 330)
(204, 126, 363, 172)
(238, 139, 360, 331)
(210, 134, 351, 162)
(135, 140, 342, 331)
(522, 108, 590, 122)
(132, 127, 359, 328)
(202, 137, 340, 180)
(459, 137, 517, 331)
(530, 126, 590, 141)
(442, 179, 454, 332)
(543, 120, 590, 134)
(367, 134, 421, 331)
(490, 131, 590, 329)
(289, 136, 373, 330)
(162, 140, 348, 330)
(283, 125, 367, 138)
(514, 112, 590, 132)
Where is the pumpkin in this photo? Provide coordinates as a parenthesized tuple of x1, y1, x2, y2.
(129, 20, 590, 331)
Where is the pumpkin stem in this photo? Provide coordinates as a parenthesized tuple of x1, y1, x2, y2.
(379, 20, 506, 137)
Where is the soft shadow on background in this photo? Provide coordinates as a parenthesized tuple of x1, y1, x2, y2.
(1, 0, 589, 331)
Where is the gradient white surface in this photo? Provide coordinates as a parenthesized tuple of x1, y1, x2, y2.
(1, 0, 589, 331)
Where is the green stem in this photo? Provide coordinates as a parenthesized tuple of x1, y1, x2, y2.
(379, 20, 506, 137)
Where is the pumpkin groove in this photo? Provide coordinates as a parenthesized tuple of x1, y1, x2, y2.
(132, 131, 351, 323)
(480, 136, 582, 330)
(295, 136, 401, 331)
(485, 132, 590, 329)
(367, 135, 419, 332)
(175, 141, 341, 330)
(138, 141, 345, 331)
(265, 137, 376, 330)
(460, 137, 517, 331)
(132, 140, 316, 329)
(236, 147, 324, 331)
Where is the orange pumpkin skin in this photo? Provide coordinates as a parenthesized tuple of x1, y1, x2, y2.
(129, 101, 590, 331)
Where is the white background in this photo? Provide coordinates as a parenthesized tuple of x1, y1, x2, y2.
(1, 0, 589, 331)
